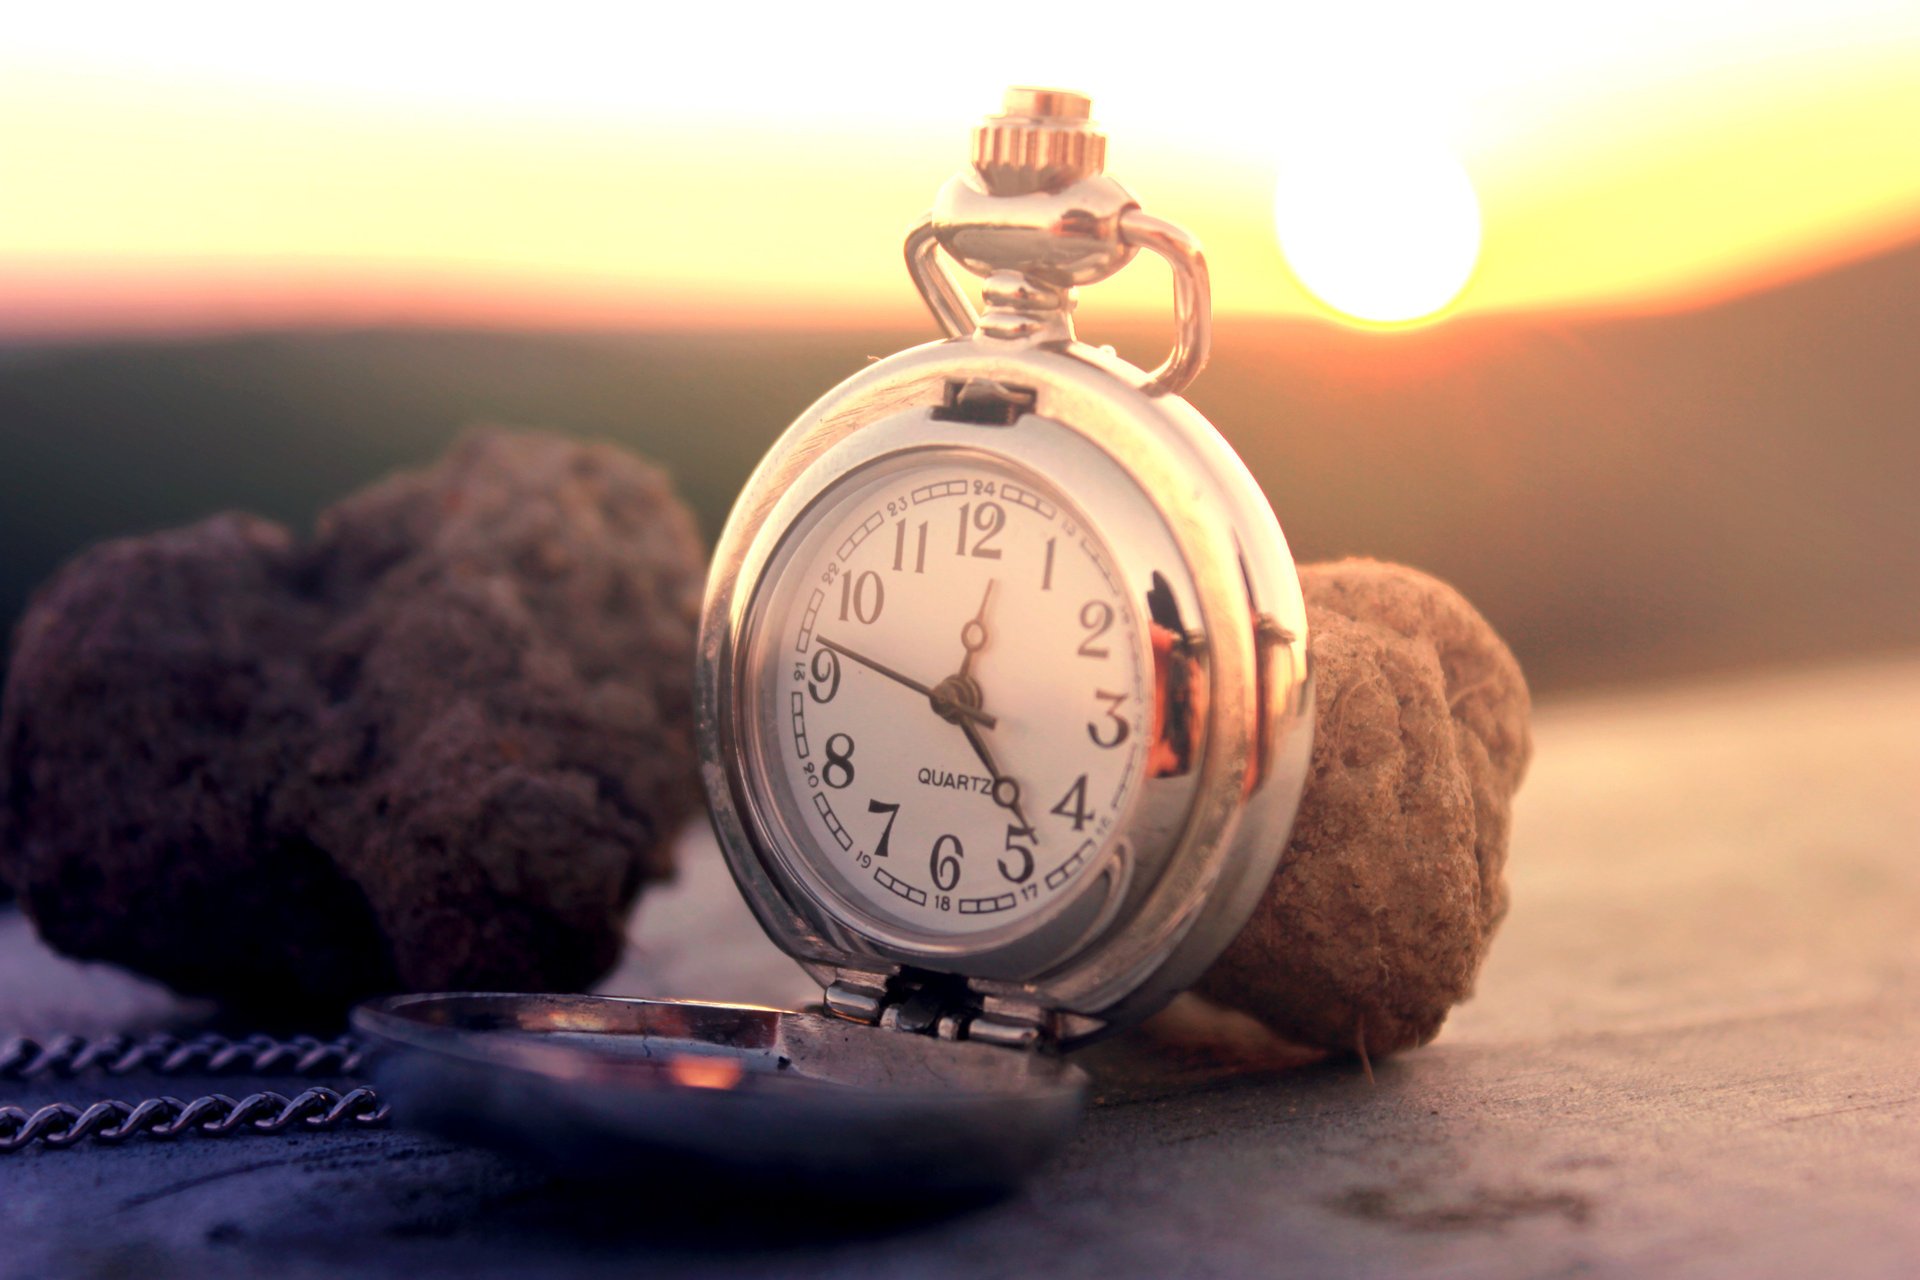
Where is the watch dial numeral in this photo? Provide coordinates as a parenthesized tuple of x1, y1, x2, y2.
(956, 502, 1006, 560)
(807, 647, 840, 703)
(1050, 774, 1091, 832)
(1078, 600, 1113, 658)
(768, 461, 1146, 935)
(930, 834, 964, 891)
(892, 520, 928, 573)
(1088, 689, 1130, 748)
(867, 798, 900, 858)
(999, 823, 1035, 883)
(838, 570, 885, 624)
(823, 733, 856, 789)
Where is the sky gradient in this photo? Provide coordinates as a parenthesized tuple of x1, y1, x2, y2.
(5, 1, 1919, 337)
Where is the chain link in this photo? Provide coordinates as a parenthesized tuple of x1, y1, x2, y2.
(0, 1033, 388, 1152)
(0, 1087, 389, 1152)
(1, 1032, 366, 1079)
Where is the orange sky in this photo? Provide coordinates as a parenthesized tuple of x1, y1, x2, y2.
(4, 2, 1919, 338)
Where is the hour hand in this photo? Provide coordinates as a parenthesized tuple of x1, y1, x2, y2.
(958, 580, 996, 680)
(816, 636, 998, 730)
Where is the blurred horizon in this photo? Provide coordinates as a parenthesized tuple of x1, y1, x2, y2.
(4, 229, 1917, 702)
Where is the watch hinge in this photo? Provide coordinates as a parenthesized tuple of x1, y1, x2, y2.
(968, 1006, 1047, 1050)
(822, 974, 890, 1024)
(823, 969, 1052, 1049)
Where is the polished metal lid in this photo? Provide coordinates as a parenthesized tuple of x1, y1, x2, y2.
(352, 992, 1088, 1195)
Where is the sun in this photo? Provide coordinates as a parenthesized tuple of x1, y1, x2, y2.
(1274, 130, 1482, 325)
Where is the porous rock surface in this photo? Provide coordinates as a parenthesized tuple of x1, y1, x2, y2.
(1195, 559, 1532, 1057)
(0, 428, 704, 1010)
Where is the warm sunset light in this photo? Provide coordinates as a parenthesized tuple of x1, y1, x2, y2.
(1274, 132, 1482, 325)
(1, 2, 1917, 337)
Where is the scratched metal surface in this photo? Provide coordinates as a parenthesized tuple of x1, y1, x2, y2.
(2, 657, 1917, 1279)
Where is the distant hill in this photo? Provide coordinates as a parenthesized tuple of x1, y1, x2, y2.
(3, 237, 1918, 695)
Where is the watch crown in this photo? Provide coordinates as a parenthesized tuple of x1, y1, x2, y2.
(970, 86, 1108, 196)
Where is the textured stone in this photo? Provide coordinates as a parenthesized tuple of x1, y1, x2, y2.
(1195, 559, 1532, 1057)
(0, 428, 704, 1010)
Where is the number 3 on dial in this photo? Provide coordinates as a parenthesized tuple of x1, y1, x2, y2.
(1088, 690, 1129, 748)
(752, 454, 1145, 939)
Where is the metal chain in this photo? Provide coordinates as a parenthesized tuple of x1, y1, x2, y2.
(0, 1033, 389, 1153)
(1, 1032, 367, 1079)
(1, 1087, 389, 1152)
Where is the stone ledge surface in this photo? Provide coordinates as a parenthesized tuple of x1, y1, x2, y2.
(2, 657, 1916, 1280)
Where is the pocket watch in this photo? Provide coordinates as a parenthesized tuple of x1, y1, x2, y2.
(352, 87, 1313, 1195)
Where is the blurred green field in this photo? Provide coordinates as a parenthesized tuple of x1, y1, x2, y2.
(4, 237, 1918, 697)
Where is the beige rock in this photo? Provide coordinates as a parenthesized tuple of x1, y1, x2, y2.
(1194, 559, 1532, 1056)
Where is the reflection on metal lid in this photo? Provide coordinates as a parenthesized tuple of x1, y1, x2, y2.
(666, 1054, 749, 1091)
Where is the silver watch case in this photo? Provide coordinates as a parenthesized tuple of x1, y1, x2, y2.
(354, 90, 1316, 1191)
(697, 331, 1313, 1049)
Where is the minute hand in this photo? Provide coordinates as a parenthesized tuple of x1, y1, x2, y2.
(958, 717, 1038, 839)
(815, 637, 998, 730)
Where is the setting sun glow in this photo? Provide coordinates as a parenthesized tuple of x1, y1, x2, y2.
(1274, 133, 1482, 325)
(1, 2, 1917, 337)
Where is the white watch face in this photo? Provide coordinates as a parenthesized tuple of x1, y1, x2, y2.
(741, 449, 1150, 942)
